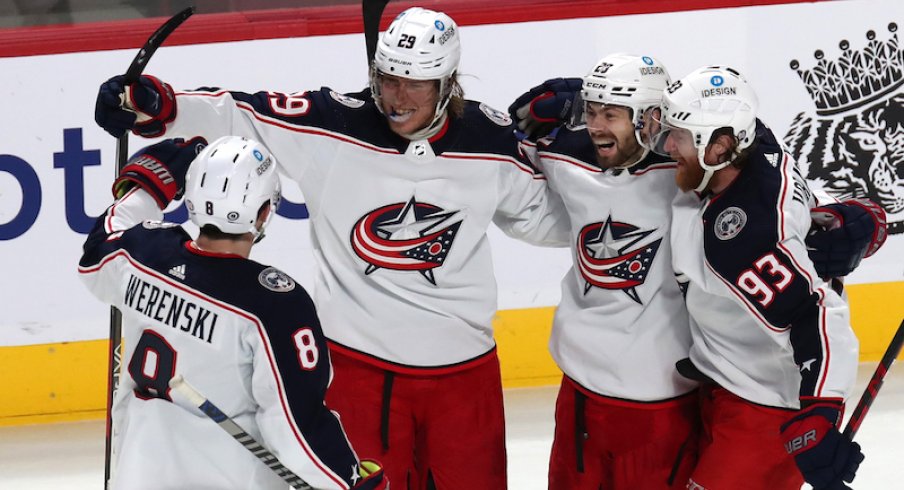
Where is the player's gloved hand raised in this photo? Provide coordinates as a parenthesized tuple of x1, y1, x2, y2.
(95, 74, 177, 138)
(806, 198, 887, 278)
(508, 77, 582, 141)
(113, 137, 207, 209)
(352, 459, 388, 490)
(781, 401, 864, 489)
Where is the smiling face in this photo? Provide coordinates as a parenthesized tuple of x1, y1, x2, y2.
(377, 73, 441, 137)
(583, 103, 645, 169)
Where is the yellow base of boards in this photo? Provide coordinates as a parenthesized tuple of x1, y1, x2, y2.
(2, 281, 902, 426)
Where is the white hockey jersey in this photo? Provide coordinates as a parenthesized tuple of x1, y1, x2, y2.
(79, 189, 365, 490)
(159, 86, 566, 369)
(535, 127, 697, 401)
(669, 122, 859, 408)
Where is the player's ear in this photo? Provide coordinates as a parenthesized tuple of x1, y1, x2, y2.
(256, 204, 271, 228)
(708, 133, 736, 164)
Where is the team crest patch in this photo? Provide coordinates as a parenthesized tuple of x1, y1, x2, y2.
(329, 91, 366, 109)
(714, 207, 747, 240)
(258, 267, 296, 292)
(479, 103, 512, 126)
(577, 215, 661, 304)
(141, 220, 179, 230)
(350, 197, 462, 285)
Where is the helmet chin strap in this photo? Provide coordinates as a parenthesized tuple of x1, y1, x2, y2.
(251, 201, 278, 244)
(693, 146, 734, 193)
(615, 111, 653, 170)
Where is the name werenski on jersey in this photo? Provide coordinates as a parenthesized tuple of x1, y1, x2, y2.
(124, 275, 218, 343)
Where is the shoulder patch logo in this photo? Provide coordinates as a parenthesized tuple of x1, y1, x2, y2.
(142, 220, 179, 230)
(714, 207, 747, 240)
(259, 267, 296, 292)
(479, 102, 512, 126)
(329, 91, 366, 109)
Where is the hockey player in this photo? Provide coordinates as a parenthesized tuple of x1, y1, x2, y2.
(78, 136, 386, 490)
(508, 56, 886, 489)
(511, 54, 698, 489)
(656, 66, 871, 489)
(93, 7, 566, 489)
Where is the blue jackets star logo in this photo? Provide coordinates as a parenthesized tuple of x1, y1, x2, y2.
(577, 216, 661, 304)
(351, 197, 462, 285)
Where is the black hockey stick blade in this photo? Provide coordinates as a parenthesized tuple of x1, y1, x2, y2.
(124, 6, 195, 83)
(843, 317, 904, 439)
(117, 6, 195, 170)
(363, 0, 390, 65)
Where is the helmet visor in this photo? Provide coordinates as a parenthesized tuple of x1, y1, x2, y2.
(650, 110, 696, 159)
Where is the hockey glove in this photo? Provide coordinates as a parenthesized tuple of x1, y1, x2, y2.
(113, 137, 207, 209)
(780, 401, 864, 490)
(806, 198, 888, 278)
(508, 77, 582, 141)
(95, 74, 177, 138)
(352, 459, 388, 490)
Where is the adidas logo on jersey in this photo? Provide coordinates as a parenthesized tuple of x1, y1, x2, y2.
(765, 153, 779, 167)
(168, 264, 186, 280)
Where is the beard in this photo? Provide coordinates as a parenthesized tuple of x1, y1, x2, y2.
(592, 134, 645, 169)
(675, 158, 705, 192)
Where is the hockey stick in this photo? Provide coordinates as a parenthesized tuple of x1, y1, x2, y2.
(362, 0, 390, 64)
(169, 375, 314, 490)
(105, 7, 195, 489)
(843, 317, 904, 439)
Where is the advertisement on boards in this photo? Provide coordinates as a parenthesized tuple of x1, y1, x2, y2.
(0, 0, 901, 348)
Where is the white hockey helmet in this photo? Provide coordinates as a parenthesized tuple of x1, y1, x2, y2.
(184, 136, 281, 241)
(370, 7, 461, 130)
(577, 53, 672, 166)
(656, 65, 759, 192)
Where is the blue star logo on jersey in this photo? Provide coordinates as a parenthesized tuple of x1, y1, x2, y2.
(351, 197, 462, 285)
(577, 216, 662, 304)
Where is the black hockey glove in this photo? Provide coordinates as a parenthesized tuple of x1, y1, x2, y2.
(113, 137, 207, 209)
(95, 74, 177, 138)
(508, 77, 582, 141)
(806, 198, 888, 278)
(781, 401, 864, 490)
